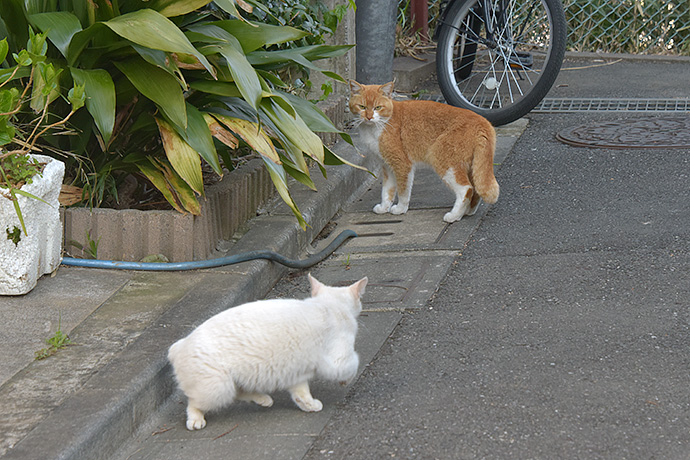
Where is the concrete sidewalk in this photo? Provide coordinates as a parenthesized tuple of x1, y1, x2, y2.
(0, 133, 380, 459)
(104, 119, 526, 460)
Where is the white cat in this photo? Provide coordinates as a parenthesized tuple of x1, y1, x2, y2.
(168, 274, 368, 430)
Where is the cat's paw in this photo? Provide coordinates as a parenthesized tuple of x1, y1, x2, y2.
(443, 212, 462, 223)
(186, 415, 207, 431)
(252, 394, 274, 407)
(390, 204, 408, 215)
(186, 406, 207, 430)
(294, 397, 323, 412)
(373, 203, 391, 214)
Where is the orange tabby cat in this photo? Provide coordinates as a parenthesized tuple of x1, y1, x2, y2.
(349, 80, 499, 223)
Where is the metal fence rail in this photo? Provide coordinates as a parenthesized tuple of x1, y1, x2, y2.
(408, 0, 690, 55)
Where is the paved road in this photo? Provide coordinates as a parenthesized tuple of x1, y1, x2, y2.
(303, 110, 690, 459)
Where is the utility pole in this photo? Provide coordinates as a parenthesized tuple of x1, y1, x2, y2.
(355, 0, 397, 84)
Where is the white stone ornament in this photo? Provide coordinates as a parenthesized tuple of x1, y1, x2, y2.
(1, 154, 64, 295)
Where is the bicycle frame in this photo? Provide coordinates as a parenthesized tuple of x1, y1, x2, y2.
(435, 0, 515, 48)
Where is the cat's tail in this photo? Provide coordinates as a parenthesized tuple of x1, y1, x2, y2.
(472, 129, 499, 204)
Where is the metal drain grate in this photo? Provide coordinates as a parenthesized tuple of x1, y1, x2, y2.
(534, 98, 690, 113)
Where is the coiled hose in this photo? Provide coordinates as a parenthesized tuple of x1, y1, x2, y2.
(61, 229, 357, 271)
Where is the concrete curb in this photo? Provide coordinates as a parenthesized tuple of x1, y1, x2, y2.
(565, 50, 690, 64)
(389, 50, 690, 95)
(392, 52, 436, 92)
(2, 140, 379, 460)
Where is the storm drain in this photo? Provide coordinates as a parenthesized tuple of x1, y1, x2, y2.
(535, 98, 690, 113)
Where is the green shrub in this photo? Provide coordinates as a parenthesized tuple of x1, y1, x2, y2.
(0, 0, 356, 229)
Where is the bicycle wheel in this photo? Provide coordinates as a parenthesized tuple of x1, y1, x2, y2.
(436, 0, 566, 126)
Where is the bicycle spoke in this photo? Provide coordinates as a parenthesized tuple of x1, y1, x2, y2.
(437, 0, 565, 123)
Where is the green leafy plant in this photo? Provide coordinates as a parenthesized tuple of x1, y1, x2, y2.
(0, 32, 85, 236)
(250, 0, 355, 94)
(0, 0, 359, 229)
(35, 314, 73, 360)
(310, 81, 333, 103)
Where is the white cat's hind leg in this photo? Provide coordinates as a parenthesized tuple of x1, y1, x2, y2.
(288, 381, 323, 412)
(442, 168, 472, 223)
(373, 165, 396, 214)
(182, 374, 238, 430)
(237, 391, 274, 407)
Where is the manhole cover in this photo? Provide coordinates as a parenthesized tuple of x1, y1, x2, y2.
(557, 116, 690, 149)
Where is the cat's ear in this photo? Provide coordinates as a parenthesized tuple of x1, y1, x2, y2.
(349, 79, 364, 96)
(308, 273, 324, 296)
(380, 81, 395, 97)
(349, 277, 368, 299)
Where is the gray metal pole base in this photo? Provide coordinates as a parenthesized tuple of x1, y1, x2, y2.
(355, 0, 397, 84)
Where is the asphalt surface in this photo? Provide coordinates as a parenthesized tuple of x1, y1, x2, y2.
(303, 111, 690, 459)
(298, 58, 690, 459)
(1, 55, 688, 460)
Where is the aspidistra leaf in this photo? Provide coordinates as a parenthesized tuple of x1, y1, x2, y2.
(104, 9, 215, 77)
(0, 39, 8, 63)
(247, 44, 353, 70)
(28, 12, 82, 58)
(212, 0, 252, 23)
(324, 145, 371, 172)
(148, 0, 211, 17)
(210, 20, 309, 53)
(191, 25, 262, 109)
(136, 159, 186, 214)
(70, 67, 116, 145)
(115, 56, 187, 129)
(137, 157, 201, 215)
(260, 98, 324, 164)
(203, 113, 239, 149)
(190, 80, 242, 98)
(276, 90, 340, 133)
(179, 103, 222, 175)
(211, 113, 280, 164)
(262, 157, 306, 230)
(155, 118, 204, 197)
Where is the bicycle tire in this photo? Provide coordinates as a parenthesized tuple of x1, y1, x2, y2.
(436, 0, 566, 126)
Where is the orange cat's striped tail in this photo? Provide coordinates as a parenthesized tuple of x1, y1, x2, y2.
(472, 130, 500, 204)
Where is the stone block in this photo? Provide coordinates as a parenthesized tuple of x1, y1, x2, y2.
(1, 155, 64, 295)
